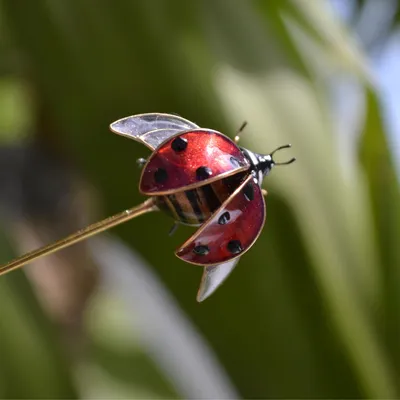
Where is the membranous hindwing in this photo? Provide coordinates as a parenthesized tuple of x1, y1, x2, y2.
(175, 174, 266, 265)
(109, 113, 200, 150)
(140, 130, 250, 195)
(197, 259, 240, 302)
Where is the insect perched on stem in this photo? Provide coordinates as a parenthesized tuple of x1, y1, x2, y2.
(0, 113, 295, 301)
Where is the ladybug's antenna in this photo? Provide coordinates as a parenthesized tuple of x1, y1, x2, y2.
(234, 121, 248, 143)
(270, 144, 296, 166)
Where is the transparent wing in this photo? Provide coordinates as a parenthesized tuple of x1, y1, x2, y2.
(109, 113, 200, 150)
(197, 259, 240, 302)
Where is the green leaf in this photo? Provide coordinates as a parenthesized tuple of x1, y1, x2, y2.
(283, 0, 372, 80)
(359, 89, 400, 380)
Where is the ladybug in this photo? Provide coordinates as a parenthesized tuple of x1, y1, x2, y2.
(110, 113, 295, 301)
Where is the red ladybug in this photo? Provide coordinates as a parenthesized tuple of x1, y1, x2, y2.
(0, 113, 295, 301)
(110, 113, 295, 301)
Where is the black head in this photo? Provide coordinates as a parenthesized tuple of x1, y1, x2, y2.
(241, 144, 296, 184)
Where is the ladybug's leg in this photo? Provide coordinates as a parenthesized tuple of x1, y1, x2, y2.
(234, 121, 248, 143)
(168, 221, 180, 237)
(262, 189, 268, 196)
(136, 158, 147, 168)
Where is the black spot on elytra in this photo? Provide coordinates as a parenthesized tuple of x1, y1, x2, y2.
(243, 183, 254, 201)
(154, 168, 168, 183)
(193, 245, 209, 255)
(196, 166, 212, 180)
(171, 137, 188, 152)
(218, 211, 230, 225)
(227, 240, 243, 254)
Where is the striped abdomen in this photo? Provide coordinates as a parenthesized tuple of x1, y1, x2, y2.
(157, 172, 247, 226)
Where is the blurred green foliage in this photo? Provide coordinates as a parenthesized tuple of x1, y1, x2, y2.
(0, 0, 399, 398)
(0, 232, 77, 399)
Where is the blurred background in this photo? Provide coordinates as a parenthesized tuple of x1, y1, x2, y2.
(0, 0, 399, 398)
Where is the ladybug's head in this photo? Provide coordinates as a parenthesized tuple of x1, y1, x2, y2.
(241, 144, 296, 184)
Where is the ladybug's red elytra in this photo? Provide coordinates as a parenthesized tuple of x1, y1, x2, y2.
(0, 113, 295, 302)
(110, 113, 295, 301)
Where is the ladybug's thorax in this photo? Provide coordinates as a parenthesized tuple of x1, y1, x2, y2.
(240, 147, 274, 185)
